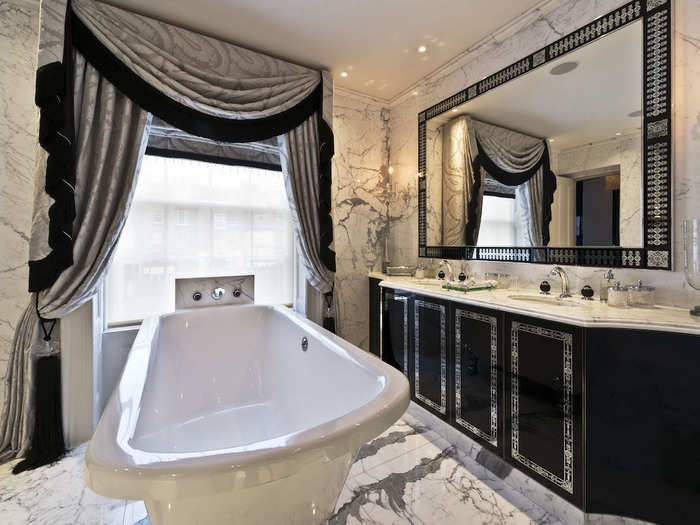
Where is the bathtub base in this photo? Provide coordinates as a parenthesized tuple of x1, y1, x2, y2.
(144, 452, 354, 525)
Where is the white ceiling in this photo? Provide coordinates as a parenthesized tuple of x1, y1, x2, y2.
(429, 21, 643, 150)
(102, 0, 547, 100)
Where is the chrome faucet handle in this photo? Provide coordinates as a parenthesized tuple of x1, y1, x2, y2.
(211, 287, 226, 300)
(232, 287, 241, 298)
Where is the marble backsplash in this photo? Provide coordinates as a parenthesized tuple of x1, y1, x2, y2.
(387, 0, 700, 310)
(0, 0, 41, 414)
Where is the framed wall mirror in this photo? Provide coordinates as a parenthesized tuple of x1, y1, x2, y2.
(417, 0, 671, 269)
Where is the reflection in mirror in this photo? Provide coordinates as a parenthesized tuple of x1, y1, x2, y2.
(426, 20, 642, 249)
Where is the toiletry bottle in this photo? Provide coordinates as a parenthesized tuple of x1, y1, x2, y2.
(599, 269, 614, 302)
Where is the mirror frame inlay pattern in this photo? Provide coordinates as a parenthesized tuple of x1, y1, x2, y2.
(417, 0, 672, 270)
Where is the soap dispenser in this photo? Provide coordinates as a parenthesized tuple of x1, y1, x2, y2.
(599, 269, 615, 302)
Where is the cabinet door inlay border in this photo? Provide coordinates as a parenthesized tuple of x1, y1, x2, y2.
(511, 321, 574, 494)
(395, 295, 409, 376)
(414, 299, 447, 414)
(455, 309, 498, 446)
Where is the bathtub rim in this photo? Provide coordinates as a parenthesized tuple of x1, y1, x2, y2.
(85, 304, 410, 501)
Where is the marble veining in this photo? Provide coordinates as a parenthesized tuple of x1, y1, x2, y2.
(0, 0, 40, 417)
(0, 409, 564, 525)
(331, 91, 392, 350)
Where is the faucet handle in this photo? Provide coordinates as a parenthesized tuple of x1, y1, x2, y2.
(539, 280, 551, 295)
(211, 287, 226, 300)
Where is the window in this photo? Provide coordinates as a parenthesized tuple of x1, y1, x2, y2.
(476, 194, 517, 247)
(105, 155, 294, 325)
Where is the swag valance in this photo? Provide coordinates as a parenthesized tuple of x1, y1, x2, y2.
(4, 0, 335, 473)
(29, 0, 335, 293)
(147, 117, 282, 171)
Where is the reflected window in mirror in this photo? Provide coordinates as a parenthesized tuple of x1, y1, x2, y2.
(477, 193, 517, 247)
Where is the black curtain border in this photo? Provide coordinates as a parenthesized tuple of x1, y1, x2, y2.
(470, 138, 557, 246)
(145, 147, 282, 172)
(28, 3, 76, 294)
(70, 9, 322, 145)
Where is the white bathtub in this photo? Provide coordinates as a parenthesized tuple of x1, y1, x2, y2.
(85, 304, 409, 525)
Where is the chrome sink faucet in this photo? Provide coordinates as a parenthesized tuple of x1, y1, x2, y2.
(438, 259, 455, 282)
(550, 266, 571, 298)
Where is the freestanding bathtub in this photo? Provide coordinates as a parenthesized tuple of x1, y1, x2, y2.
(85, 304, 409, 525)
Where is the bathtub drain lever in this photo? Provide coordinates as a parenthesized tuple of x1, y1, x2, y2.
(301, 337, 309, 351)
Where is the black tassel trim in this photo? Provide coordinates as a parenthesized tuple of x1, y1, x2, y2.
(12, 355, 66, 474)
(318, 113, 336, 273)
(28, 2, 76, 293)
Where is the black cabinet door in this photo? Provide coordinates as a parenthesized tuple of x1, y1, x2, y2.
(413, 295, 449, 419)
(505, 314, 583, 506)
(452, 305, 502, 452)
(381, 288, 411, 377)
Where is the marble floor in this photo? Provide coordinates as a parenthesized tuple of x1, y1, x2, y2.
(0, 412, 562, 525)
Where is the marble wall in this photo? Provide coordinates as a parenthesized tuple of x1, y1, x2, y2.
(331, 90, 391, 350)
(388, 0, 700, 309)
(0, 0, 40, 413)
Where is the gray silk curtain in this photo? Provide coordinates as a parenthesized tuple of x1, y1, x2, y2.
(0, 52, 151, 464)
(441, 117, 480, 245)
(280, 115, 334, 294)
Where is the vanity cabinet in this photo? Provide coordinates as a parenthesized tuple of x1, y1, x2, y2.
(371, 280, 700, 523)
(504, 314, 584, 506)
(451, 304, 502, 453)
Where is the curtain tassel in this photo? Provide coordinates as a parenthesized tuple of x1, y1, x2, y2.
(35, 293, 57, 342)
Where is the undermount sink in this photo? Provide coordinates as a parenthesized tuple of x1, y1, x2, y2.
(508, 294, 581, 307)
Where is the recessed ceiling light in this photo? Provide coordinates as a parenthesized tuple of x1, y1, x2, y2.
(412, 91, 419, 96)
(549, 139, 555, 142)
(615, 132, 622, 136)
(452, 109, 457, 112)
(340, 71, 348, 78)
(550, 61, 578, 75)
(418, 46, 427, 53)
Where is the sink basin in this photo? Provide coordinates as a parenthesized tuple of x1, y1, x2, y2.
(508, 294, 581, 307)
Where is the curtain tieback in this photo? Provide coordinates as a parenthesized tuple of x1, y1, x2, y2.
(35, 294, 57, 342)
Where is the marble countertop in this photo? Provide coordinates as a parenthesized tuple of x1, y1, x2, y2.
(369, 273, 700, 335)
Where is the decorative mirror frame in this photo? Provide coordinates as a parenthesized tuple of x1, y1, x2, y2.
(417, 0, 671, 270)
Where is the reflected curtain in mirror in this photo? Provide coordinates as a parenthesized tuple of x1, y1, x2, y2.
(471, 119, 556, 246)
(439, 116, 556, 246)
